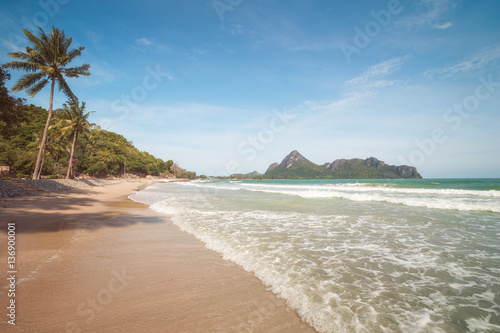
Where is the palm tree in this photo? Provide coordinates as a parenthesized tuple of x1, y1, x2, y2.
(54, 98, 94, 179)
(2, 26, 90, 179)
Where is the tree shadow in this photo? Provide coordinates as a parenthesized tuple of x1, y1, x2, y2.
(0, 191, 168, 234)
(16, 179, 122, 192)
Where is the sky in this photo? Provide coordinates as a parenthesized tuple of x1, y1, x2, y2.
(0, 0, 499, 178)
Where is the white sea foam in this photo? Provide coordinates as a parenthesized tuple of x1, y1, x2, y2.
(238, 182, 500, 197)
(133, 181, 500, 333)
(466, 316, 500, 333)
(179, 181, 500, 212)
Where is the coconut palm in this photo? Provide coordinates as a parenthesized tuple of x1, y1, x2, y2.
(54, 98, 94, 179)
(28, 121, 65, 178)
(2, 26, 90, 179)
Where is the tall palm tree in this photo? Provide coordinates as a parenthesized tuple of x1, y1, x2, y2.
(54, 98, 94, 179)
(2, 26, 90, 179)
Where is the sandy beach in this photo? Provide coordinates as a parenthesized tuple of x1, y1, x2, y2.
(0, 181, 315, 332)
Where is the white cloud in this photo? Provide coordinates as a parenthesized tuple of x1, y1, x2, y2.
(86, 30, 103, 44)
(0, 11, 27, 53)
(397, 0, 454, 29)
(322, 91, 374, 112)
(347, 56, 409, 86)
(230, 24, 243, 35)
(86, 63, 116, 84)
(0, 37, 23, 53)
(424, 44, 500, 79)
(129, 37, 169, 53)
(136, 38, 154, 46)
(288, 56, 413, 131)
(435, 22, 452, 29)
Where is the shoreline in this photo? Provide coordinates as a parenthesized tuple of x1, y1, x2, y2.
(0, 180, 316, 332)
(0, 178, 189, 198)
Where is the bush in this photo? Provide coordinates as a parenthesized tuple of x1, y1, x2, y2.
(16, 173, 29, 179)
(1, 177, 12, 180)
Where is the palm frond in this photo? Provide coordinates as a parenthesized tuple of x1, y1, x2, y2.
(6, 26, 90, 101)
(5, 51, 33, 61)
(66, 46, 83, 59)
(2, 60, 40, 72)
(26, 78, 50, 97)
(13, 71, 45, 87)
(56, 121, 74, 137)
(56, 75, 75, 99)
(11, 73, 46, 93)
(23, 28, 45, 54)
(25, 28, 51, 67)
(63, 46, 84, 66)
(62, 38, 72, 55)
(60, 102, 73, 118)
(26, 46, 48, 66)
(64, 64, 91, 77)
(83, 111, 94, 117)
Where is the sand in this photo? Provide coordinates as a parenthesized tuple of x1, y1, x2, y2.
(0, 181, 316, 332)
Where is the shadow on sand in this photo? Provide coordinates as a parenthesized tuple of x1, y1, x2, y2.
(0, 191, 167, 234)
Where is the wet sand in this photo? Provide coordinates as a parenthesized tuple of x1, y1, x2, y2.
(0, 181, 315, 332)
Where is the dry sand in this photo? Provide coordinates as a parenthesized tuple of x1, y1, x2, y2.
(0, 181, 316, 332)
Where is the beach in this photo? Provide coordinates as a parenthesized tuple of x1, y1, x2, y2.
(0, 181, 315, 332)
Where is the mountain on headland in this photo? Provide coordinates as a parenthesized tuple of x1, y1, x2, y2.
(265, 150, 325, 178)
(264, 150, 422, 179)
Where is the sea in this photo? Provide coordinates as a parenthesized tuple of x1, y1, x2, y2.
(130, 178, 500, 333)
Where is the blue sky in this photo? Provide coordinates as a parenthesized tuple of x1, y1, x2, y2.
(1, 0, 499, 177)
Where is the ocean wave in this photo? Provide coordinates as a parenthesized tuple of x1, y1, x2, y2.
(147, 194, 500, 333)
(238, 182, 500, 198)
(183, 182, 500, 213)
(134, 181, 500, 333)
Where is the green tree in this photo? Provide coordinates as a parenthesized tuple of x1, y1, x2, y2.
(54, 98, 94, 178)
(2, 27, 90, 179)
(0, 103, 46, 173)
(0, 68, 26, 141)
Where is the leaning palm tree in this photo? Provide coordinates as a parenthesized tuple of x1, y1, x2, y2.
(2, 26, 90, 179)
(54, 98, 94, 179)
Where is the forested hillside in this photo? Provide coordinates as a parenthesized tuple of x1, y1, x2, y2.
(0, 67, 191, 179)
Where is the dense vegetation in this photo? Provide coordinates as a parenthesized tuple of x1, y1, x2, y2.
(0, 27, 196, 180)
(3, 27, 90, 179)
(0, 26, 196, 180)
(0, 66, 196, 179)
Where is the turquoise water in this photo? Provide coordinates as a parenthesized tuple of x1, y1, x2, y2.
(131, 179, 500, 333)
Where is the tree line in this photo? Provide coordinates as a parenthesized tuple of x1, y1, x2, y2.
(1, 27, 194, 179)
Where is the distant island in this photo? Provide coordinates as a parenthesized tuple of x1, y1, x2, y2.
(229, 150, 422, 179)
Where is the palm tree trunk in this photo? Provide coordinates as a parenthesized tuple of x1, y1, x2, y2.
(38, 147, 46, 179)
(52, 151, 59, 176)
(33, 78, 55, 179)
(66, 125, 78, 179)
